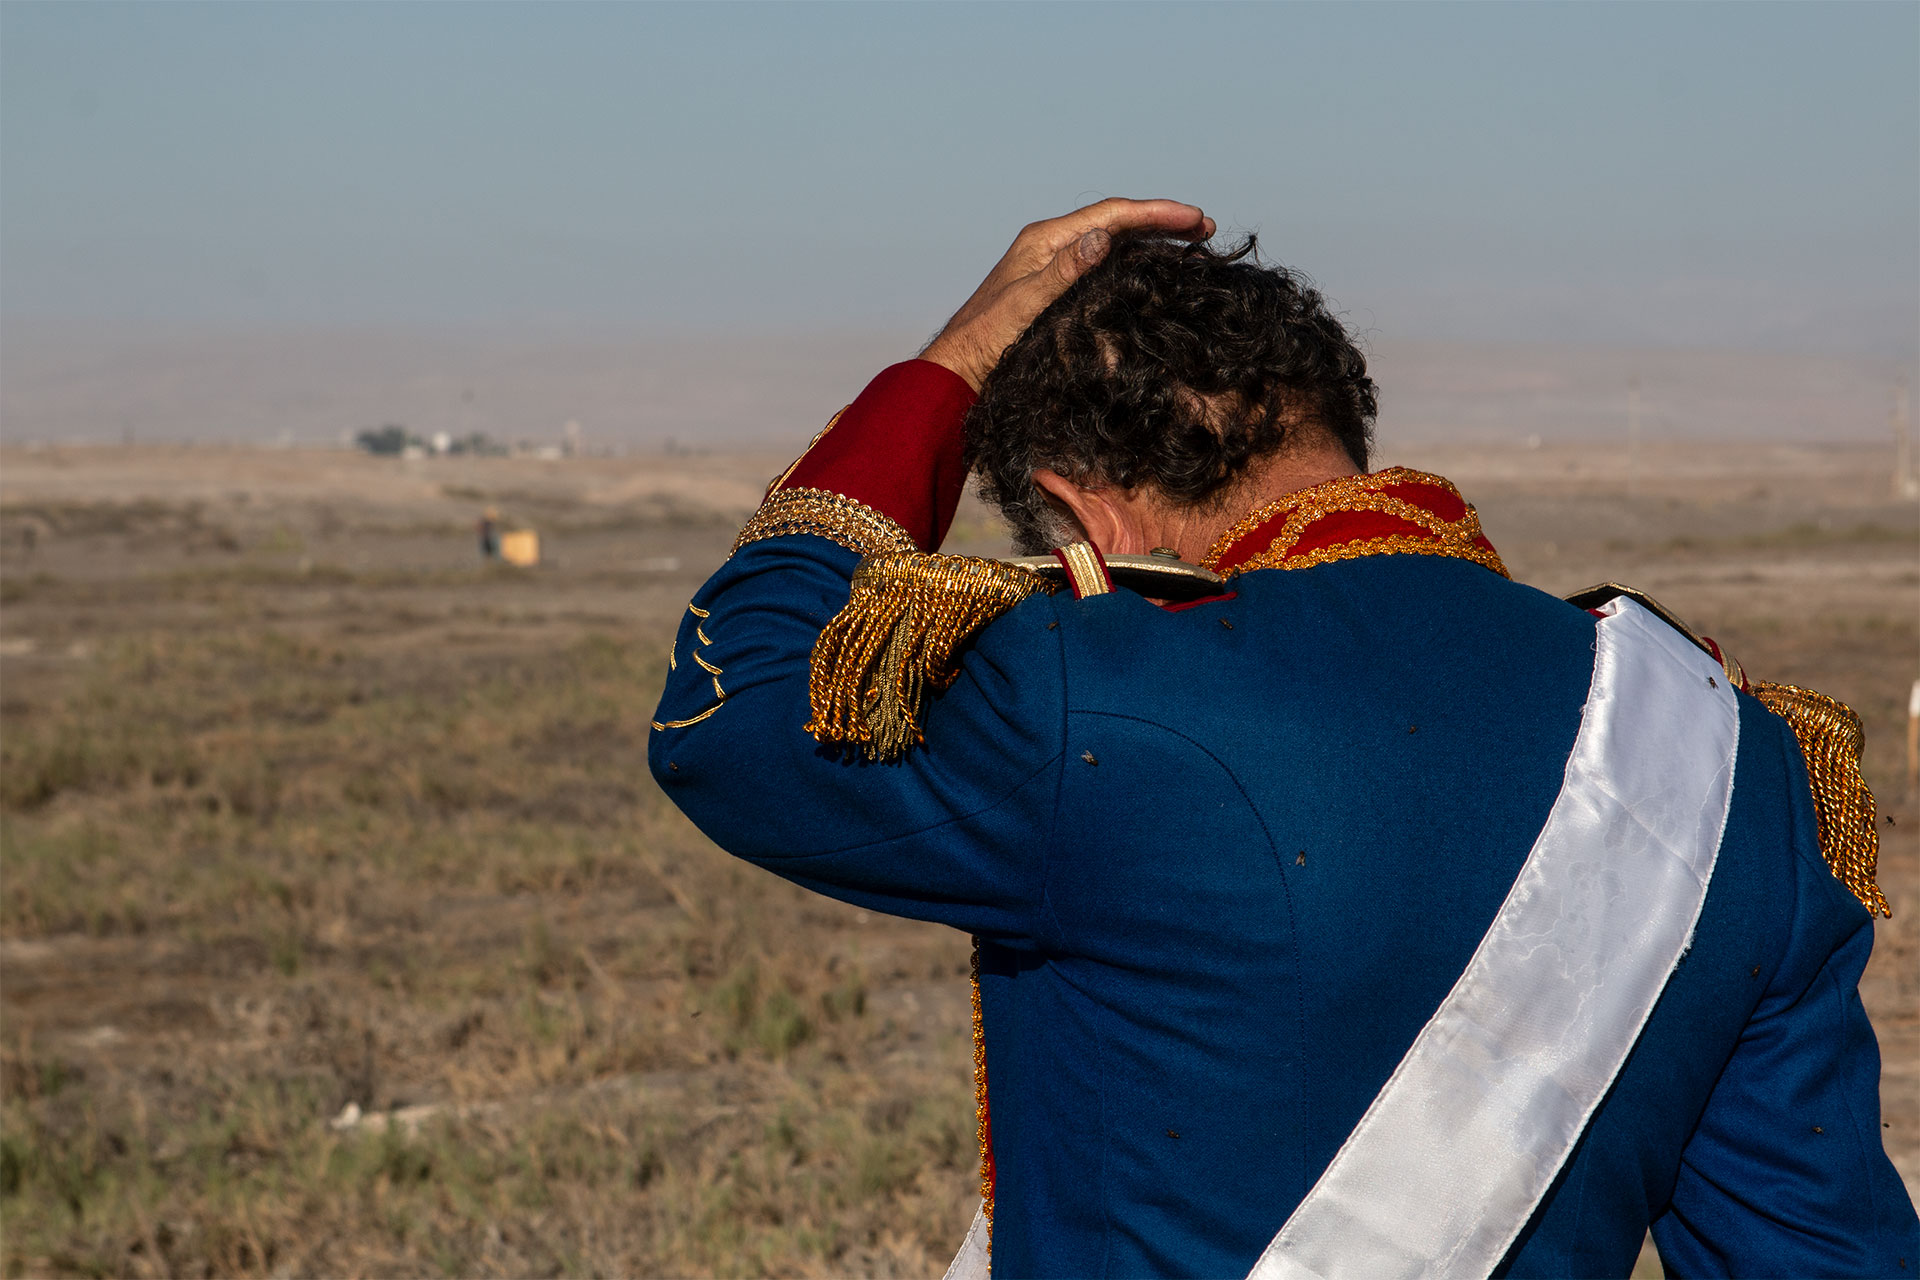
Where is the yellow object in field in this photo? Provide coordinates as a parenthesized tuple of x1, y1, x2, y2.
(499, 529, 540, 567)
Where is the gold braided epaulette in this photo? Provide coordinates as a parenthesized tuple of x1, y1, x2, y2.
(806, 553, 1054, 760)
(1748, 681, 1889, 917)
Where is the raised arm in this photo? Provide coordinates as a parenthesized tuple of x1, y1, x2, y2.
(647, 199, 1212, 942)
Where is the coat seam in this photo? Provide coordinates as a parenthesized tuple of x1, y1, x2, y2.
(1073, 708, 1312, 1203)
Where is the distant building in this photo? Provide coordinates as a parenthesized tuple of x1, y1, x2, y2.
(354, 424, 415, 456)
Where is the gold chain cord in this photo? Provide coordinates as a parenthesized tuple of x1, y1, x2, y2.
(970, 940, 993, 1232)
(731, 486, 919, 559)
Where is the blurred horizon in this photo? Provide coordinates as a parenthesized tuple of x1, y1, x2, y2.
(2, 1, 1915, 447)
(1, 325, 1910, 451)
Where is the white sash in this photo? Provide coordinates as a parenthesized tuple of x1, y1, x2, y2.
(949, 597, 1739, 1280)
(944, 1202, 991, 1280)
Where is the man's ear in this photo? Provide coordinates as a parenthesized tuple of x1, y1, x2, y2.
(1032, 468, 1124, 552)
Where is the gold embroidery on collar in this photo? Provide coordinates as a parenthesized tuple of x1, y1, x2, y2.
(731, 486, 919, 559)
(1201, 468, 1446, 567)
(1239, 532, 1511, 578)
(1268, 490, 1457, 552)
(1201, 467, 1508, 580)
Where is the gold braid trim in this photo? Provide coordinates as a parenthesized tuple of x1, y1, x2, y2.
(1751, 681, 1889, 917)
(763, 409, 844, 501)
(1202, 467, 1509, 580)
(1235, 532, 1511, 579)
(1202, 468, 1456, 566)
(730, 486, 919, 559)
(805, 552, 1053, 761)
(970, 939, 993, 1232)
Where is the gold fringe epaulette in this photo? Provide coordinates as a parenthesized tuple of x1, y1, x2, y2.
(806, 552, 1053, 760)
(1749, 681, 1889, 917)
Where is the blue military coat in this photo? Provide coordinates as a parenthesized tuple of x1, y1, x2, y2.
(649, 362, 1918, 1279)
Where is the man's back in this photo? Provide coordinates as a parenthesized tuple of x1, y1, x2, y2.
(655, 529, 1908, 1276)
(969, 553, 1898, 1276)
(983, 554, 1596, 1274)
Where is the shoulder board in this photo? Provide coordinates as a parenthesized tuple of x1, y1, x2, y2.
(1565, 582, 1888, 917)
(1563, 581, 1735, 677)
(807, 552, 1054, 761)
(1005, 552, 1227, 602)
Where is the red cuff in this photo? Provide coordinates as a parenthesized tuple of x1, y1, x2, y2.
(778, 359, 976, 551)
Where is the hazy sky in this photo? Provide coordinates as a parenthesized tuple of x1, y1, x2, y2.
(3, 2, 1916, 355)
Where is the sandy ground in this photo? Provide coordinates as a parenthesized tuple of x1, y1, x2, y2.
(1, 437, 1915, 1273)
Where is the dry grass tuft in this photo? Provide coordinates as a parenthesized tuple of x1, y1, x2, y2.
(2, 618, 977, 1277)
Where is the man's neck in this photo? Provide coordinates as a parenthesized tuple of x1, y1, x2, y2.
(1135, 446, 1361, 564)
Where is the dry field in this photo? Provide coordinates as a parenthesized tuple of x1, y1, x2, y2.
(0, 438, 1914, 1277)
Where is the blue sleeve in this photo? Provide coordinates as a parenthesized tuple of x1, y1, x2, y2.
(1651, 719, 1920, 1277)
(646, 534, 1068, 946)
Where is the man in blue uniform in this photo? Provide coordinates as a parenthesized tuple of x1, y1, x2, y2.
(649, 198, 1918, 1278)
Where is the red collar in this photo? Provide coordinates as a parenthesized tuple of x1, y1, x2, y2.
(1200, 467, 1509, 580)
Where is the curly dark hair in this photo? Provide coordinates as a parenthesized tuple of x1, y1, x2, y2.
(963, 235, 1376, 553)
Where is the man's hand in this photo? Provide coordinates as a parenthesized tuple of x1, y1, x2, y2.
(920, 198, 1215, 392)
